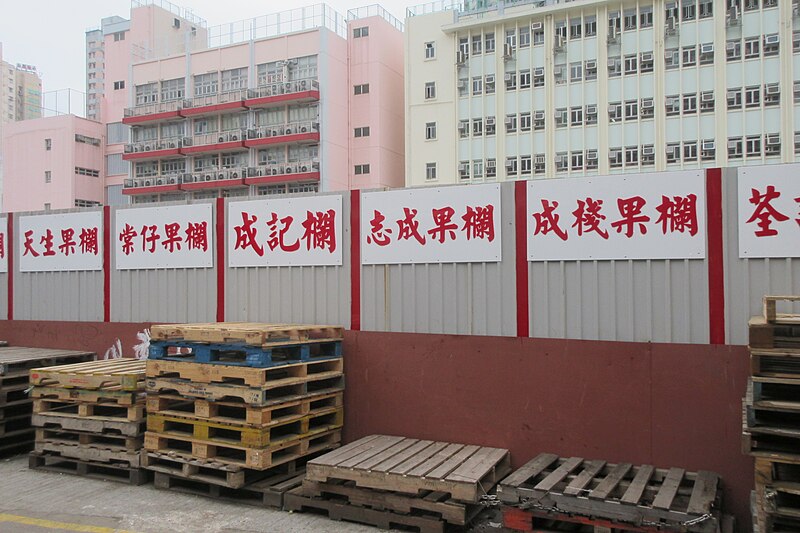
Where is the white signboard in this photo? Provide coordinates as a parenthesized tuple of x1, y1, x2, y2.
(228, 195, 343, 267)
(738, 166, 800, 258)
(19, 211, 103, 272)
(115, 204, 214, 270)
(527, 171, 707, 261)
(361, 184, 502, 264)
(0, 217, 7, 273)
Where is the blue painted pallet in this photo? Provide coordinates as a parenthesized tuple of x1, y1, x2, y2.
(148, 340, 342, 368)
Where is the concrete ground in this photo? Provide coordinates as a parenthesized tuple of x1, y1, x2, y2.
(0, 453, 380, 533)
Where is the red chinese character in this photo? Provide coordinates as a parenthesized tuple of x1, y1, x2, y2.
(59, 228, 77, 256)
(746, 186, 789, 237)
(366, 210, 392, 246)
(185, 222, 208, 251)
(396, 207, 426, 245)
(532, 199, 568, 241)
(461, 205, 495, 241)
(233, 212, 264, 257)
(655, 194, 698, 236)
(571, 198, 609, 239)
(118, 224, 137, 256)
(141, 225, 160, 254)
(80, 227, 99, 255)
(427, 207, 458, 243)
(162, 222, 183, 253)
(301, 210, 337, 252)
(796, 196, 800, 227)
(0, 233, 4, 259)
(40, 229, 56, 257)
(23, 230, 39, 257)
(610, 196, 650, 238)
(266, 213, 300, 252)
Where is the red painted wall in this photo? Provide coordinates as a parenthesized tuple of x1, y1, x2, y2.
(0, 321, 752, 524)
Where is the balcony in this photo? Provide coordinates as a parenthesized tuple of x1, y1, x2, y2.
(180, 89, 250, 118)
(180, 167, 249, 191)
(244, 121, 320, 148)
(122, 173, 183, 195)
(180, 130, 248, 155)
(122, 137, 187, 160)
(244, 78, 320, 108)
(245, 160, 320, 185)
(122, 99, 185, 125)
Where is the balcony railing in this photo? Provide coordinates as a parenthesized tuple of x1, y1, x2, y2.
(124, 137, 188, 154)
(124, 98, 185, 118)
(248, 78, 319, 99)
(184, 88, 250, 110)
(187, 129, 248, 148)
(251, 159, 320, 177)
(247, 121, 320, 140)
(124, 173, 184, 188)
(182, 167, 249, 184)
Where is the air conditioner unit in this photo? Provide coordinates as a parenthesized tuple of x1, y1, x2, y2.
(553, 66, 564, 77)
(218, 172, 227, 180)
(504, 72, 512, 81)
(767, 135, 780, 145)
(124, 144, 134, 153)
(584, 61, 596, 70)
(300, 164, 309, 172)
(486, 117, 496, 126)
(727, 90, 738, 99)
(642, 146, 655, 156)
(218, 133, 227, 143)
(607, 26, 618, 43)
(247, 129, 257, 139)
(168, 141, 177, 148)
(586, 151, 598, 161)
(229, 132, 240, 141)
(702, 140, 715, 150)
(701, 92, 715, 102)
(533, 67, 544, 76)
(554, 35, 565, 50)
(665, 17, 677, 35)
(487, 160, 496, 169)
(534, 155, 546, 164)
(182, 137, 192, 147)
(503, 43, 513, 59)
(531, 22, 543, 31)
(285, 82, 293, 93)
(270, 128, 279, 137)
(458, 162, 469, 172)
(766, 85, 780, 95)
(167, 176, 177, 184)
(285, 165, 294, 174)
(608, 57, 618, 67)
(300, 124, 309, 133)
(285, 125, 294, 135)
(230, 171, 239, 179)
(204, 174, 212, 181)
(534, 110, 545, 120)
(700, 43, 714, 54)
(503, 116, 512, 125)
(300, 79, 308, 90)
(607, 104, 618, 113)
(640, 52, 653, 62)
(144, 180, 152, 186)
(727, 140, 739, 149)
(726, 41, 737, 51)
(456, 50, 467, 65)
(457, 80, 467, 90)
(144, 144, 152, 151)
(765, 34, 780, 45)
(726, 7, 740, 25)
(505, 162, 515, 172)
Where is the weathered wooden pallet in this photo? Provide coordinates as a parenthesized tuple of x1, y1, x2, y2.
(764, 296, 800, 325)
(751, 317, 800, 351)
(0, 437, 34, 456)
(148, 339, 342, 368)
(28, 451, 148, 485)
(29, 358, 145, 390)
(146, 357, 344, 387)
(497, 453, 720, 533)
(301, 479, 480, 526)
(146, 373, 345, 406)
(33, 399, 145, 422)
(751, 376, 800, 406)
(751, 349, 800, 380)
(0, 400, 33, 420)
(0, 347, 94, 376)
(0, 372, 32, 388)
(754, 454, 800, 522)
(36, 427, 142, 450)
(150, 322, 344, 346)
(34, 440, 142, 467)
(0, 382, 31, 404)
(147, 391, 343, 427)
(284, 487, 446, 533)
(0, 413, 32, 437)
(31, 386, 144, 406)
(144, 427, 341, 470)
(31, 413, 144, 437)
(306, 435, 512, 503)
(0, 427, 36, 448)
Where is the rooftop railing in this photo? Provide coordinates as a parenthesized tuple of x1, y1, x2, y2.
(131, 0, 207, 27)
(347, 5, 404, 31)
(406, 0, 560, 19)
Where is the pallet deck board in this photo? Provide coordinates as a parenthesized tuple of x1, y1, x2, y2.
(0, 347, 94, 376)
(32, 413, 144, 437)
(29, 358, 146, 390)
(148, 339, 342, 368)
(146, 358, 343, 387)
(589, 462, 632, 501)
(28, 451, 147, 485)
(150, 322, 344, 346)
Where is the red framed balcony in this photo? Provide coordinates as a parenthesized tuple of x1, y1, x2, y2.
(244, 78, 320, 109)
(179, 131, 247, 155)
(179, 167, 248, 191)
(180, 89, 248, 118)
(244, 161, 320, 186)
(122, 138, 188, 161)
(244, 121, 320, 148)
(122, 174, 182, 195)
(122, 100, 184, 125)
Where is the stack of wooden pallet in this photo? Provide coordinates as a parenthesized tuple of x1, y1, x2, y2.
(285, 435, 512, 532)
(498, 453, 726, 532)
(143, 322, 345, 508)
(744, 295, 800, 532)
(0, 347, 94, 456)
(27, 358, 148, 484)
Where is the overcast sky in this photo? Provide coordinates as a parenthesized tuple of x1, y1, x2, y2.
(0, 0, 413, 95)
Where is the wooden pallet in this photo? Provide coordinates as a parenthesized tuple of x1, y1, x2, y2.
(33, 399, 145, 422)
(28, 451, 148, 485)
(32, 413, 144, 437)
(0, 427, 36, 448)
(144, 427, 341, 470)
(306, 435, 512, 503)
(150, 322, 344, 346)
(147, 407, 343, 447)
(750, 317, 800, 351)
(34, 440, 142, 467)
(284, 487, 446, 533)
(29, 358, 145, 390)
(0, 347, 94, 376)
(31, 386, 144, 406)
(752, 349, 800, 380)
(148, 339, 342, 368)
(0, 413, 32, 437)
(497, 454, 720, 533)
(0, 382, 31, 404)
(0, 400, 33, 420)
(147, 391, 343, 427)
(755, 455, 800, 523)
(764, 296, 800, 325)
(145, 373, 345, 406)
(146, 357, 344, 387)
(36, 427, 142, 449)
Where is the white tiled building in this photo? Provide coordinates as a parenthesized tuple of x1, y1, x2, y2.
(405, 0, 797, 186)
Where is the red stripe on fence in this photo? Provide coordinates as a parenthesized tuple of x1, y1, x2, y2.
(350, 190, 361, 331)
(6, 214, 12, 321)
(103, 206, 111, 322)
(706, 168, 726, 344)
(515, 181, 529, 337)
(216, 198, 226, 322)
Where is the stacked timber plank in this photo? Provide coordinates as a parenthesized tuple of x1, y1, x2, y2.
(143, 322, 345, 508)
(0, 347, 93, 456)
(497, 453, 724, 532)
(28, 358, 148, 484)
(744, 296, 800, 532)
(285, 434, 512, 533)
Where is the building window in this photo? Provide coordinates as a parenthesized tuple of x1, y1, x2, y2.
(623, 9, 637, 31)
(354, 164, 370, 174)
(609, 148, 623, 169)
(519, 26, 531, 48)
(683, 141, 698, 162)
(458, 78, 469, 97)
(555, 108, 568, 128)
(505, 114, 517, 133)
(608, 12, 621, 34)
(570, 63, 582, 82)
(608, 56, 621, 77)
(45, 138, 51, 150)
(45, 171, 51, 183)
(727, 88, 743, 109)
(354, 126, 370, 137)
(701, 140, 716, 161)
(624, 55, 637, 75)
(471, 35, 482, 55)
(533, 68, 545, 87)
(765, 133, 780, 155)
(640, 52, 654, 73)
(75, 166, 100, 177)
(532, 24, 545, 45)
(486, 116, 496, 135)
(505, 72, 517, 91)
(666, 95, 681, 116)
(534, 110, 546, 130)
(75, 199, 101, 208)
(353, 26, 369, 38)
(425, 41, 435, 59)
(193, 73, 217, 96)
(625, 146, 639, 166)
(608, 102, 622, 122)
(641, 145, 655, 166)
(570, 18, 582, 40)
(683, 93, 697, 114)
(744, 0, 759, 11)
(44, 203, 51, 211)
(505, 29, 516, 50)
(699, 43, 714, 65)
(746, 135, 762, 157)
(682, 46, 697, 67)
(745, 86, 761, 108)
(485, 75, 495, 94)
(519, 112, 531, 131)
(699, 0, 713, 18)
(585, 60, 597, 80)
(584, 105, 597, 125)
(459, 119, 469, 138)
(113, 81, 125, 90)
(666, 143, 681, 163)
(425, 122, 437, 140)
(75, 134, 101, 146)
(794, 32, 800, 53)
(728, 137, 743, 159)
(534, 154, 546, 174)
(727, 39, 742, 61)
(459, 161, 470, 180)
(472, 160, 483, 179)
(570, 151, 584, 171)
(486, 159, 497, 178)
(665, 49, 680, 69)
(472, 118, 483, 136)
(485, 33, 495, 53)
(764, 83, 780, 106)
(354, 84, 369, 95)
(570, 106, 583, 126)
(425, 163, 437, 181)
(556, 152, 569, 172)
(763, 34, 780, 57)
(640, 6, 654, 27)
(700, 91, 715, 113)
(459, 37, 469, 55)
(519, 70, 531, 89)
(472, 76, 483, 96)
(641, 98, 655, 119)
(585, 16, 597, 37)
(161, 78, 184, 101)
(796, 132, 800, 154)
(505, 156, 518, 176)
(113, 31, 125, 41)
(795, 82, 800, 103)
(744, 38, 760, 59)
(517, 155, 531, 176)
(425, 82, 436, 99)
